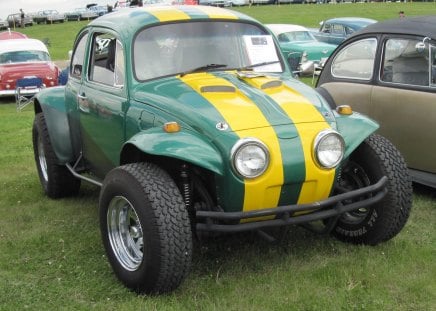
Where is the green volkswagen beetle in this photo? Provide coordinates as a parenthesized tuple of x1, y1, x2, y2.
(32, 6, 412, 294)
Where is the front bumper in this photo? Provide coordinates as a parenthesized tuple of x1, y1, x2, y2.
(196, 176, 388, 233)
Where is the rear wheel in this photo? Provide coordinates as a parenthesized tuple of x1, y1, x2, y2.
(99, 162, 192, 294)
(332, 134, 412, 245)
(32, 113, 80, 198)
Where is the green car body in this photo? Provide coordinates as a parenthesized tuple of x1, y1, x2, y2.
(32, 6, 412, 294)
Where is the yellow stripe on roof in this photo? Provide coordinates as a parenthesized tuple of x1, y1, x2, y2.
(194, 5, 239, 19)
(146, 6, 191, 22)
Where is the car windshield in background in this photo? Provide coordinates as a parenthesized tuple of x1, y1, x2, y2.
(133, 21, 283, 80)
(280, 30, 316, 42)
(0, 50, 50, 64)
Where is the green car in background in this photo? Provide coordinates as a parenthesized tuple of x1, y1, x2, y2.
(266, 24, 337, 75)
(31, 6, 412, 294)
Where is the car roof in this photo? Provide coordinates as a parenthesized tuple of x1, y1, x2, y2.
(265, 24, 309, 35)
(88, 5, 258, 35)
(355, 15, 436, 39)
(324, 17, 377, 24)
(0, 39, 48, 53)
(0, 31, 28, 40)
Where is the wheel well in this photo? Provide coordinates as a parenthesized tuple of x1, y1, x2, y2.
(34, 99, 42, 114)
(120, 144, 217, 210)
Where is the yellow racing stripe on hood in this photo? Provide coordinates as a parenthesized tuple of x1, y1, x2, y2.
(243, 76, 336, 204)
(146, 6, 191, 22)
(179, 73, 283, 212)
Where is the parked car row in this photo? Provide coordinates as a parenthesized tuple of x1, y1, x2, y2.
(32, 10, 66, 24)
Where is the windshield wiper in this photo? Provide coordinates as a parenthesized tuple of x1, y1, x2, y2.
(180, 64, 227, 77)
(238, 60, 280, 71)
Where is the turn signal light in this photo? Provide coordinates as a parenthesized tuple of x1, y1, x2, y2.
(336, 105, 353, 115)
(163, 122, 180, 133)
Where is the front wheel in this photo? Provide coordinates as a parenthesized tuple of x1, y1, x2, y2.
(99, 162, 192, 294)
(332, 134, 412, 245)
(32, 113, 80, 198)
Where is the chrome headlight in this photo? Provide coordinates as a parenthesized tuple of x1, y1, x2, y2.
(314, 130, 344, 169)
(231, 138, 269, 179)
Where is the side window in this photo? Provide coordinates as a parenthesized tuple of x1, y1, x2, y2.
(70, 32, 89, 79)
(114, 40, 125, 87)
(331, 24, 344, 35)
(89, 33, 124, 87)
(331, 38, 377, 80)
(382, 38, 429, 86)
(322, 24, 330, 33)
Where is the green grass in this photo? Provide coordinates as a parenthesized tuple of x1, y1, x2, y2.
(1, 3, 436, 310)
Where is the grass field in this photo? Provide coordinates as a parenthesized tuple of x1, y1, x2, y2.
(1, 3, 435, 310)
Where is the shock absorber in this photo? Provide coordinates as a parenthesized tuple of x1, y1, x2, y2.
(180, 164, 191, 210)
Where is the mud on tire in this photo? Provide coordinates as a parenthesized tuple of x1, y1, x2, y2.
(332, 134, 412, 245)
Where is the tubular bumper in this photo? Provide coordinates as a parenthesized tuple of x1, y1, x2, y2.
(196, 176, 388, 233)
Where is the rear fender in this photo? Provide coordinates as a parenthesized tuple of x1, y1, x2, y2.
(34, 87, 74, 164)
(122, 128, 223, 175)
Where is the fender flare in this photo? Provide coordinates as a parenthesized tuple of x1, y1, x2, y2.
(34, 87, 74, 164)
(316, 86, 380, 158)
(122, 128, 224, 176)
(336, 111, 379, 159)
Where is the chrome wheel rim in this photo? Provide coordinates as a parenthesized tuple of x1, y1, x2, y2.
(37, 134, 48, 182)
(107, 196, 144, 271)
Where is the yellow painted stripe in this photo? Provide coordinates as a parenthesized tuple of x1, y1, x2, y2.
(194, 6, 239, 19)
(146, 6, 191, 22)
(244, 77, 336, 204)
(179, 73, 283, 213)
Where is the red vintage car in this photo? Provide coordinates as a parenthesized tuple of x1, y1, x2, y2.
(0, 37, 59, 97)
(0, 30, 28, 40)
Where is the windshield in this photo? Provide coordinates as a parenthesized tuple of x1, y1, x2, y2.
(279, 31, 315, 43)
(0, 50, 50, 64)
(134, 21, 284, 81)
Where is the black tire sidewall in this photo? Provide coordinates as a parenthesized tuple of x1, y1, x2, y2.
(99, 169, 162, 290)
(99, 163, 192, 293)
(333, 134, 412, 245)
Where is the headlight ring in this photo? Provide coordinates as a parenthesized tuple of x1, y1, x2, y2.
(231, 138, 269, 179)
(314, 129, 345, 169)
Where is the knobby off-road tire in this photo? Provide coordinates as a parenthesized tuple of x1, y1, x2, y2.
(333, 134, 412, 245)
(32, 113, 81, 198)
(99, 162, 192, 294)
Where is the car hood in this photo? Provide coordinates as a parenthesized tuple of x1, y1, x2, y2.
(0, 62, 58, 79)
(132, 71, 334, 135)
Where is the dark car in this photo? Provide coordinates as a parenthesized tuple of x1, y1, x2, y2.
(32, 5, 411, 294)
(313, 17, 377, 45)
(317, 15, 436, 188)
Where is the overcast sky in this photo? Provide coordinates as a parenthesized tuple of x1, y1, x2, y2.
(0, 0, 113, 18)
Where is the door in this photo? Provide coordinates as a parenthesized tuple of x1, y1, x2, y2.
(78, 31, 127, 178)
